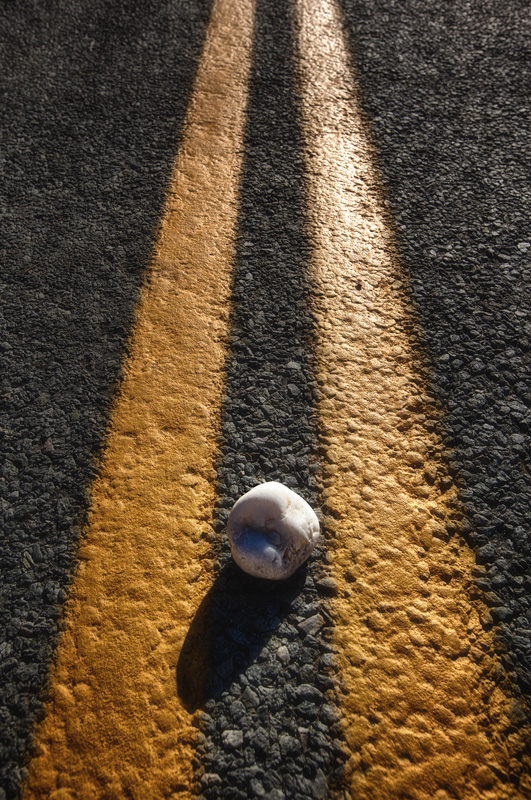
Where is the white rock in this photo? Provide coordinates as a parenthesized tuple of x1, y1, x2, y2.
(227, 482, 320, 580)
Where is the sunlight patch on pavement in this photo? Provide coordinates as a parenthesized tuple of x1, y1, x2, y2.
(295, 0, 524, 796)
(23, 0, 254, 796)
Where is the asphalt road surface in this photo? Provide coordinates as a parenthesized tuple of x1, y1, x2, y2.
(1, 0, 530, 798)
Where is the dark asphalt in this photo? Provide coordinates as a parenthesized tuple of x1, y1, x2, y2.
(1, 0, 531, 797)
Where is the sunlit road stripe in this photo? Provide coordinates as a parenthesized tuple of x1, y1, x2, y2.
(23, 0, 254, 796)
(296, 0, 522, 797)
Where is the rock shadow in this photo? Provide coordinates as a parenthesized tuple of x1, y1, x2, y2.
(176, 559, 307, 712)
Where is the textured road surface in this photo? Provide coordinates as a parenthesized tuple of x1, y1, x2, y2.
(1, 1, 214, 794)
(340, 0, 531, 692)
(1, 0, 531, 798)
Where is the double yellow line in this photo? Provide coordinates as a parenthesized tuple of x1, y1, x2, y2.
(24, 0, 525, 797)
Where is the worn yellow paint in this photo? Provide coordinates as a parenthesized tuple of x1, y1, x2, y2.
(23, 0, 254, 797)
(295, 0, 529, 797)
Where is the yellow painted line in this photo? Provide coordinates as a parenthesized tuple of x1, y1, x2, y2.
(23, 0, 254, 796)
(295, 0, 529, 797)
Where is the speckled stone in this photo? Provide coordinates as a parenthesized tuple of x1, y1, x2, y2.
(227, 482, 320, 580)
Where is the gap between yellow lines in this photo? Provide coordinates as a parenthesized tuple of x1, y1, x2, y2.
(23, 0, 254, 796)
(295, 0, 529, 797)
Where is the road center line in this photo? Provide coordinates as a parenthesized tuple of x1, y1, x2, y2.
(295, 0, 524, 796)
(23, 0, 254, 796)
